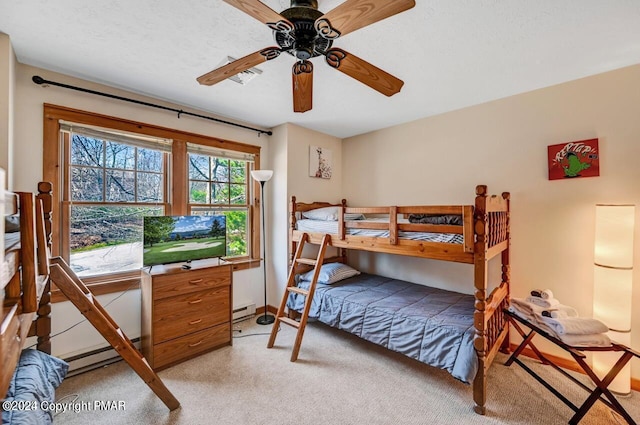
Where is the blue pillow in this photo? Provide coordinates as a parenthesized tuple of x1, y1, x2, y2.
(2, 349, 69, 425)
(299, 263, 360, 285)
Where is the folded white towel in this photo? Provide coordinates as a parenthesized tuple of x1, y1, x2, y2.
(509, 298, 611, 348)
(507, 304, 536, 322)
(540, 316, 609, 335)
(509, 298, 543, 317)
(559, 333, 611, 348)
(530, 288, 554, 300)
(542, 305, 579, 319)
(508, 299, 557, 336)
(541, 289, 553, 300)
(526, 296, 560, 308)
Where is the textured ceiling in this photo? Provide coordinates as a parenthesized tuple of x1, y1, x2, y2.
(1, 1, 639, 138)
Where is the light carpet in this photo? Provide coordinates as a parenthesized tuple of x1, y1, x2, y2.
(54, 319, 639, 424)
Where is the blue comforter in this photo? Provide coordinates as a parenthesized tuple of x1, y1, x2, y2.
(2, 350, 69, 425)
(287, 273, 478, 384)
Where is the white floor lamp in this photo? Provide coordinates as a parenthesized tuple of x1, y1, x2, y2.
(251, 169, 275, 325)
(593, 204, 635, 395)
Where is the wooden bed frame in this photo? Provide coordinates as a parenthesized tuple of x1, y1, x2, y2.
(3, 182, 179, 410)
(289, 185, 511, 415)
(1, 182, 54, 397)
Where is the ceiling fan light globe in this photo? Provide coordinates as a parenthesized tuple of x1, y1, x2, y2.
(294, 46, 313, 60)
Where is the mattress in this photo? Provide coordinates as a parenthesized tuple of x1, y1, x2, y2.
(295, 218, 464, 244)
(4, 232, 20, 251)
(287, 273, 478, 383)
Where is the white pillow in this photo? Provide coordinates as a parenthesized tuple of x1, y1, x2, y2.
(299, 263, 361, 285)
(301, 206, 364, 221)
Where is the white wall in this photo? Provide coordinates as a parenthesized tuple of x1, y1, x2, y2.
(0, 33, 15, 189)
(267, 124, 288, 309)
(11, 63, 270, 358)
(268, 124, 342, 303)
(342, 64, 640, 378)
(266, 123, 343, 308)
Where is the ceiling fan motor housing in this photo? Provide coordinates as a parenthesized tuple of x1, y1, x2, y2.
(276, 0, 332, 60)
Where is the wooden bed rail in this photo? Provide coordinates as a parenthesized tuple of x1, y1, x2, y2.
(477, 282, 510, 362)
(289, 198, 480, 262)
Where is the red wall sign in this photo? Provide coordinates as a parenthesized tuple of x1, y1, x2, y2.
(547, 138, 599, 180)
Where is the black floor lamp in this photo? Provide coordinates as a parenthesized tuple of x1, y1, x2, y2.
(251, 169, 275, 325)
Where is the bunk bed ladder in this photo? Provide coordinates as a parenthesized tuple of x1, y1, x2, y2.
(267, 232, 330, 361)
(48, 256, 180, 411)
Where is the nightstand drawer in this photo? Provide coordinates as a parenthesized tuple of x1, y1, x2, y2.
(153, 287, 230, 344)
(153, 323, 231, 369)
(152, 267, 230, 300)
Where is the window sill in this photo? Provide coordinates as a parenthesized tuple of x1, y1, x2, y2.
(227, 258, 262, 271)
(50, 258, 262, 303)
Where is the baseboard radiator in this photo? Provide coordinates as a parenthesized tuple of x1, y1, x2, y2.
(63, 338, 141, 377)
(233, 302, 256, 323)
(63, 303, 256, 376)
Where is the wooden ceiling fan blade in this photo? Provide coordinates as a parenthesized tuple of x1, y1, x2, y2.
(325, 48, 403, 96)
(292, 61, 313, 113)
(315, 0, 415, 39)
(224, 0, 294, 32)
(197, 47, 281, 86)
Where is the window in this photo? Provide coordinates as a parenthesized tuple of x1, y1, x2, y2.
(187, 145, 252, 257)
(64, 127, 170, 277)
(44, 105, 262, 293)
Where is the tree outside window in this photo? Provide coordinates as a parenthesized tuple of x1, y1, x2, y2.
(189, 154, 249, 257)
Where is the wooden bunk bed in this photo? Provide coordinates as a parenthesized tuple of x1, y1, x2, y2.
(284, 185, 511, 415)
(1, 182, 55, 399)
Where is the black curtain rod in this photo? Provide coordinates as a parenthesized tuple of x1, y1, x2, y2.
(32, 75, 272, 136)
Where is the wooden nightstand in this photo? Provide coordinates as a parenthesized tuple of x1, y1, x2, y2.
(141, 259, 232, 370)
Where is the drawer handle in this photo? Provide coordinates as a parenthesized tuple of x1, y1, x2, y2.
(188, 318, 203, 325)
(188, 299, 203, 304)
(188, 340, 204, 348)
(189, 278, 204, 284)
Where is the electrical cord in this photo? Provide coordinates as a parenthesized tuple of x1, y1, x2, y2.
(25, 281, 139, 350)
(232, 324, 281, 339)
(51, 393, 80, 418)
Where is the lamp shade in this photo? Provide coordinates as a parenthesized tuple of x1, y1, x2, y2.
(251, 170, 274, 182)
(594, 205, 635, 269)
(593, 203, 635, 395)
(593, 204, 635, 331)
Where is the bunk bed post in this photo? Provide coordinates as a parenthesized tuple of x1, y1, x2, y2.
(35, 182, 53, 354)
(500, 192, 511, 354)
(338, 203, 345, 241)
(339, 199, 347, 260)
(17, 192, 38, 313)
(472, 185, 489, 415)
(289, 196, 297, 266)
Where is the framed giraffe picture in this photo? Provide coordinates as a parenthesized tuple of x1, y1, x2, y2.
(309, 146, 332, 179)
(547, 138, 599, 180)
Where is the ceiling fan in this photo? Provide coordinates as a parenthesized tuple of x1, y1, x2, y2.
(197, 0, 416, 113)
